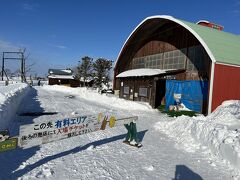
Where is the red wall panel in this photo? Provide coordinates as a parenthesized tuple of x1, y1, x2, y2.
(212, 64, 240, 111)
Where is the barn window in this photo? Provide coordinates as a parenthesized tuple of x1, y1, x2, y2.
(132, 48, 187, 70)
(139, 87, 148, 97)
(124, 86, 130, 94)
(163, 49, 185, 69)
(133, 57, 145, 69)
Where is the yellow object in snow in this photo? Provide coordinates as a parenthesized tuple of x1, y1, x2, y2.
(98, 113, 103, 122)
(109, 116, 116, 128)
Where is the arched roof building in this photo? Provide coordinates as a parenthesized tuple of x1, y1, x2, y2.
(114, 15, 240, 114)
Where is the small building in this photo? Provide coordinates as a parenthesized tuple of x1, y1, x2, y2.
(196, 20, 224, 31)
(48, 69, 80, 87)
(114, 15, 240, 114)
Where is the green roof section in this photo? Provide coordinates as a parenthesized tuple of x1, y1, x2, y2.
(179, 19, 240, 66)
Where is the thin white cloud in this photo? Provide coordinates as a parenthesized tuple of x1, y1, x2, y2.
(49, 34, 57, 38)
(233, 9, 240, 13)
(54, 45, 67, 49)
(46, 43, 68, 49)
(22, 3, 38, 11)
(236, 0, 240, 6)
(231, 0, 240, 14)
(0, 40, 21, 52)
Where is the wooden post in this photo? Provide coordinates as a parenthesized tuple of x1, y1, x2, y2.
(133, 77, 135, 101)
(151, 79, 157, 108)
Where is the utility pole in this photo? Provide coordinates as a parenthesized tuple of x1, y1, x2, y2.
(24, 55, 26, 82)
(21, 52, 24, 82)
(1, 52, 4, 81)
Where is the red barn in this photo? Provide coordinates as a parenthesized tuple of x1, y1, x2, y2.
(114, 15, 240, 114)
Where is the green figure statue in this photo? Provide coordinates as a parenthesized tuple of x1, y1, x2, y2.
(123, 122, 142, 148)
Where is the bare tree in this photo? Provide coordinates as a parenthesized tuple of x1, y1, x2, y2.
(4, 68, 12, 77)
(25, 62, 36, 74)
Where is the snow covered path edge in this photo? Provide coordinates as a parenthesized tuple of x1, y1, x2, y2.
(0, 83, 30, 131)
(42, 85, 153, 111)
(154, 100, 240, 173)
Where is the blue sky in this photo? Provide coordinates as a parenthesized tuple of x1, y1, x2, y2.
(0, 0, 239, 76)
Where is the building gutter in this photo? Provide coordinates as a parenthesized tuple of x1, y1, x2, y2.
(208, 61, 215, 114)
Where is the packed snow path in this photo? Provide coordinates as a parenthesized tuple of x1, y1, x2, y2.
(0, 86, 235, 180)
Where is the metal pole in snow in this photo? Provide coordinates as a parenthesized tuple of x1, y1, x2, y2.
(1, 52, 4, 81)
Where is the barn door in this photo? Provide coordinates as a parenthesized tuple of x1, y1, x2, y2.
(154, 79, 166, 108)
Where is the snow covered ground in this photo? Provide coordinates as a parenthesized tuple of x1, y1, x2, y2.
(0, 83, 29, 131)
(42, 85, 152, 111)
(155, 100, 240, 176)
(0, 85, 239, 179)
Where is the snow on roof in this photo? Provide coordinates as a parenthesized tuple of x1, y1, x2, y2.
(48, 69, 73, 75)
(61, 69, 72, 73)
(196, 20, 210, 24)
(48, 75, 75, 79)
(116, 68, 172, 78)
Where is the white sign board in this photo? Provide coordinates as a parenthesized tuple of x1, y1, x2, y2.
(19, 115, 102, 149)
(19, 114, 138, 149)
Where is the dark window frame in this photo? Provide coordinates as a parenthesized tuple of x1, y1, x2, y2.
(139, 87, 148, 97)
(123, 86, 130, 95)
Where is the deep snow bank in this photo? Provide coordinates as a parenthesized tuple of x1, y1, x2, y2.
(0, 83, 30, 131)
(42, 85, 153, 111)
(154, 100, 240, 171)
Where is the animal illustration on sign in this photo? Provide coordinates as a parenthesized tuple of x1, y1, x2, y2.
(0, 130, 10, 142)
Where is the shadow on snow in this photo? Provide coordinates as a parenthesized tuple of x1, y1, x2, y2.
(13, 129, 148, 178)
(0, 88, 43, 180)
(0, 87, 147, 179)
(18, 112, 58, 117)
(173, 165, 203, 180)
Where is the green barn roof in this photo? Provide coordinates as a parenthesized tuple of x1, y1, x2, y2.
(180, 19, 240, 66)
